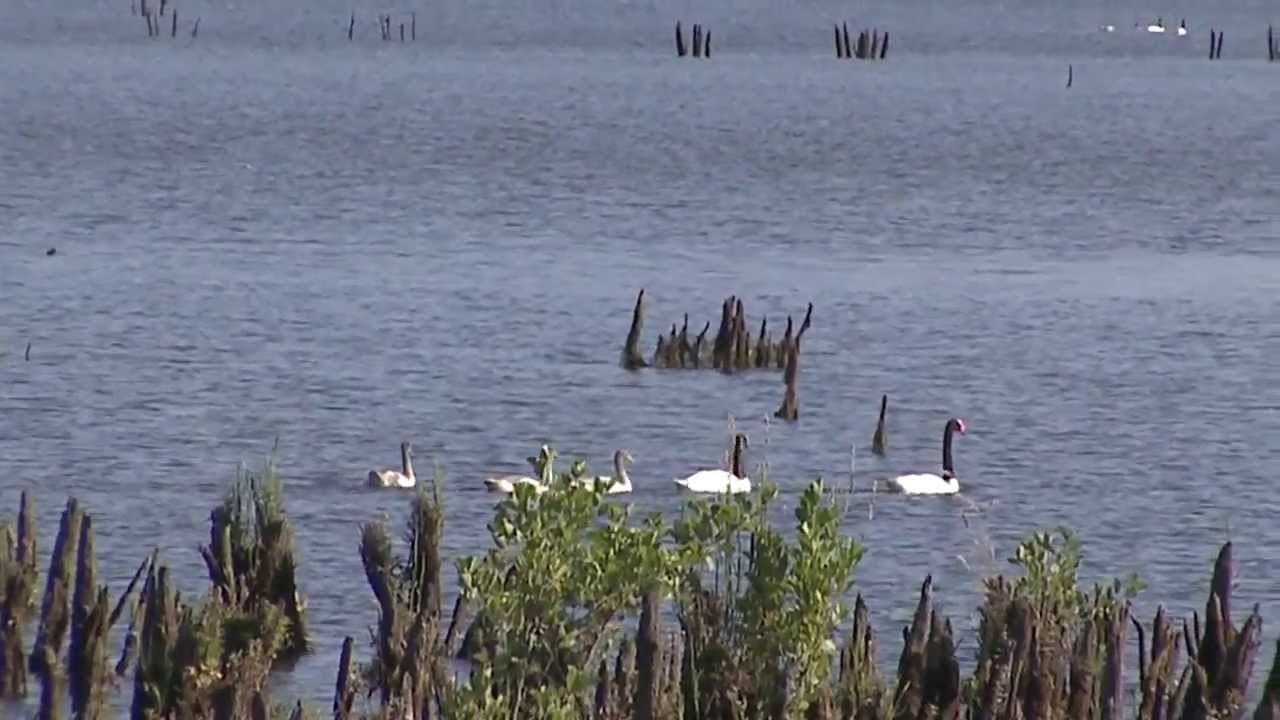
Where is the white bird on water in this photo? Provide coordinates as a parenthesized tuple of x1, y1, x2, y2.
(368, 441, 416, 489)
(882, 418, 967, 496)
(484, 445, 552, 494)
(571, 449, 636, 494)
(674, 433, 751, 494)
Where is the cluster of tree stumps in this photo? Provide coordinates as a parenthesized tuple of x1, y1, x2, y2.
(349, 12, 417, 42)
(1209, 29, 1225, 59)
(675, 21, 711, 58)
(132, 0, 198, 39)
(620, 289, 811, 374)
(834, 23, 888, 60)
(0, 460, 309, 719)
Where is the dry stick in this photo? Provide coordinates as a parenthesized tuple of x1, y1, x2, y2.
(774, 341, 800, 421)
(333, 637, 355, 720)
(691, 322, 709, 368)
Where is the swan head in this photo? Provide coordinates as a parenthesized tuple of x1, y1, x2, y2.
(615, 449, 635, 467)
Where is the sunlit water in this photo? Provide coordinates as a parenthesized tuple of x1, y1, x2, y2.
(2, 0, 1280, 712)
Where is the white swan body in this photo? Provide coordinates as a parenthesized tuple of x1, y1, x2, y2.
(1146, 19, 1165, 33)
(674, 468, 751, 494)
(368, 441, 416, 489)
(885, 473, 958, 495)
(572, 474, 632, 494)
(572, 449, 635, 494)
(675, 433, 751, 494)
(885, 418, 966, 496)
(484, 475, 548, 494)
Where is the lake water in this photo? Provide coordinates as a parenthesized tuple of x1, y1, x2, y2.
(2, 0, 1280, 712)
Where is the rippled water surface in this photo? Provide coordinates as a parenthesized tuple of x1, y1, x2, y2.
(3, 0, 1280, 710)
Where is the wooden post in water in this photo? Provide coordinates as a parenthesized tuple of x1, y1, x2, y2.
(159, 0, 166, 16)
(1067, 64, 1073, 88)
(411, 12, 416, 41)
(191, 17, 199, 38)
(881, 31, 889, 58)
(692, 23, 702, 57)
(834, 25, 842, 58)
(171, 10, 177, 38)
(400, 23, 405, 42)
(704, 29, 711, 57)
(347, 12, 354, 40)
(774, 341, 800, 421)
(1268, 25, 1275, 61)
(871, 30, 879, 59)
(842, 23, 852, 59)
(675, 21, 686, 57)
(1216, 30, 1224, 59)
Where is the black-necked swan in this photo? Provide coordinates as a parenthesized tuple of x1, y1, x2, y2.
(884, 418, 966, 495)
(1146, 18, 1166, 33)
(675, 433, 751, 494)
(368, 441, 416, 489)
(1176, 19, 1188, 36)
(571, 449, 635, 494)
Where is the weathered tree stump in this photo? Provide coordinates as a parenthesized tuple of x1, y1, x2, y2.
(621, 289, 648, 370)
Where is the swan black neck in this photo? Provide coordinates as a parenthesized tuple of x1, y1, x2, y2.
(730, 434, 746, 477)
(401, 443, 413, 476)
(941, 421, 959, 475)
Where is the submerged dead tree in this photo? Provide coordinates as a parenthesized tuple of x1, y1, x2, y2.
(622, 291, 814, 372)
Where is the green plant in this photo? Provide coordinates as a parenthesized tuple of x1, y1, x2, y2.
(199, 451, 308, 659)
(456, 448, 678, 718)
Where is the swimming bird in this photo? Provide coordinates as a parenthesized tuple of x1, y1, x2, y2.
(675, 433, 751, 494)
(485, 445, 553, 494)
(871, 393, 888, 456)
(368, 441, 416, 489)
(1146, 18, 1166, 33)
(1176, 19, 1188, 36)
(883, 418, 967, 495)
(572, 449, 635, 494)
